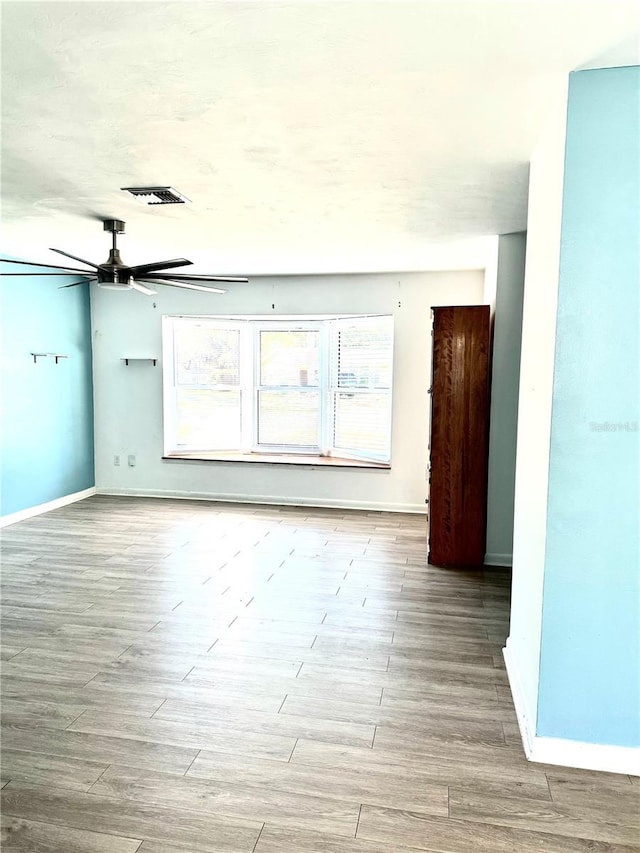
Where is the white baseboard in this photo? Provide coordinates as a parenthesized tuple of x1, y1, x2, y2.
(530, 736, 640, 776)
(485, 552, 512, 567)
(503, 641, 640, 776)
(97, 488, 427, 515)
(0, 487, 97, 528)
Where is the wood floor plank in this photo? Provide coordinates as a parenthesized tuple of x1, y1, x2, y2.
(281, 689, 517, 727)
(211, 637, 316, 658)
(188, 748, 450, 813)
(92, 764, 360, 836)
(185, 669, 384, 705)
(0, 646, 25, 661)
(281, 694, 508, 744)
(0, 814, 142, 852)
(1, 783, 262, 852)
(0, 699, 87, 730)
(117, 648, 303, 680)
(373, 716, 506, 748)
(1, 609, 162, 634)
(253, 824, 429, 853)
(0, 749, 108, 792)
(238, 617, 393, 643)
(9, 647, 129, 670)
(380, 681, 504, 708)
(372, 724, 532, 774)
(1, 631, 132, 658)
(289, 738, 553, 800)
(2, 726, 198, 774)
(547, 769, 636, 799)
(386, 656, 510, 685)
(356, 804, 638, 853)
(301, 657, 510, 692)
(137, 844, 240, 853)
(72, 672, 288, 713)
(68, 710, 297, 761)
(155, 698, 376, 747)
(449, 787, 640, 845)
(1, 676, 166, 717)
(1, 651, 102, 686)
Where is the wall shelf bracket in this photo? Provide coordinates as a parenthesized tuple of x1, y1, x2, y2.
(31, 353, 70, 364)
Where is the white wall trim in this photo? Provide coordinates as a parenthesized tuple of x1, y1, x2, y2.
(97, 488, 426, 515)
(0, 487, 97, 528)
(530, 736, 640, 777)
(503, 642, 640, 776)
(503, 639, 536, 758)
(485, 552, 512, 567)
(482, 235, 499, 317)
(507, 77, 569, 745)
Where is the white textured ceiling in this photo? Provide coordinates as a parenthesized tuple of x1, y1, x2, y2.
(1, 1, 638, 274)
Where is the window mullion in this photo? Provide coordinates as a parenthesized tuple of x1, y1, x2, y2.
(320, 320, 332, 454)
(252, 323, 262, 451)
(239, 323, 253, 451)
(162, 317, 176, 455)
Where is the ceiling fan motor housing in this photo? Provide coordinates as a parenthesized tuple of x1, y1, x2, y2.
(97, 247, 133, 284)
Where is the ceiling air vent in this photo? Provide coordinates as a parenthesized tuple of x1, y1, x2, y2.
(121, 186, 190, 205)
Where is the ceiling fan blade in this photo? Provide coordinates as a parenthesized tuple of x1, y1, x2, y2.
(58, 278, 97, 289)
(49, 248, 99, 269)
(0, 258, 98, 274)
(145, 273, 248, 283)
(129, 258, 193, 276)
(139, 278, 226, 294)
(130, 281, 157, 295)
(1, 271, 96, 276)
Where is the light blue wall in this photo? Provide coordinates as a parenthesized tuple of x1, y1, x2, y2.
(0, 265, 95, 516)
(486, 232, 526, 566)
(537, 67, 639, 746)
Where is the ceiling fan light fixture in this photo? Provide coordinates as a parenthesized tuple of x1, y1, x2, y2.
(98, 281, 133, 291)
(121, 186, 190, 205)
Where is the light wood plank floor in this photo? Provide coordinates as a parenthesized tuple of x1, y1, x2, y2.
(1, 496, 638, 852)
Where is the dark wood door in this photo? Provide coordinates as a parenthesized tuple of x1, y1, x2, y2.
(428, 306, 491, 568)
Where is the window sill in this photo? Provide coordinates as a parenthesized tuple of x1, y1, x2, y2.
(162, 451, 390, 469)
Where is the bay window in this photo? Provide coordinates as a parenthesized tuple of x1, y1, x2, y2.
(163, 314, 393, 464)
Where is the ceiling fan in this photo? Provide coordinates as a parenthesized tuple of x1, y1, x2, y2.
(0, 219, 248, 295)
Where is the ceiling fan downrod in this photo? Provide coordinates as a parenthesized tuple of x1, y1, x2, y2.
(101, 219, 129, 284)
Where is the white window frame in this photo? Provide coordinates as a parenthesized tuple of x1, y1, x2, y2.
(162, 316, 248, 453)
(327, 316, 394, 463)
(163, 314, 394, 464)
(252, 320, 325, 454)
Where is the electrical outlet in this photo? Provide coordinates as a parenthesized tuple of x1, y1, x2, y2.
(114, 455, 120, 466)
(128, 454, 136, 467)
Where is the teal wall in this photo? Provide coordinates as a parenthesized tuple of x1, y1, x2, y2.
(538, 67, 640, 746)
(0, 265, 95, 516)
(486, 232, 526, 565)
